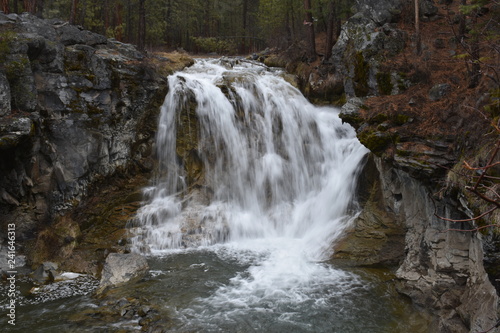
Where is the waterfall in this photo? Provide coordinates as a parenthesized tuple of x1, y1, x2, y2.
(131, 58, 368, 259)
(126, 59, 394, 331)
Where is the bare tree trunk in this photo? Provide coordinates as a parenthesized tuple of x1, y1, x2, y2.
(127, 0, 133, 43)
(70, 0, 79, 25)
(13, 0, 18, 13)
(164, 0, 172, 47)
(138, 0, 146, 51)
(103, 0, 109, 35)
(241, 0, 248, 53)
(458, 0, 467, 41)
(303, 0, 316, 61)
(415, 0, 421, 55)
(468, 7, 481, 88)
(324, 0, 335, 60)
(23, 0, 36, 13)
(115, 1, 123, 41)
(1, 0, 9, 14)
(35, 0, 43, 17)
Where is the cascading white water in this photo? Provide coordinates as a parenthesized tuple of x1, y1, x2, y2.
(132, 58, 367, 256)
(130, 58, 372, 331)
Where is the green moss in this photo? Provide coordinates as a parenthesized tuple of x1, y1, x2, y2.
(485, 88, 500, 118)
(339, 112, 362, 128)
(395, 149, 411, 157)
(376, 72, 392, 95)
(68, 98, 85, 113)
(369, 113, 388, 124)
(4, 57, 29, 81)
(0, 31, 15, 63)
(175, 94, 204, 187)
(353, 52, 370, 96)
(359, 130, 393, 155)
(391, 114, 410, 125)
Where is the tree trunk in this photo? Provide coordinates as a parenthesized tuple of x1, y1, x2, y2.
(458, 0, 467, 41)
(303, 0, 316, 61)
(35, 0, 43, 17)
(103, 0, 109, 35)
(164, 0, 172, 47)
(127, 0, 132, 43)
(1, 0, 9, 14)
(241, 0, 248, 53)
(23, 0, 36, 13)
(70, 0, 79, 25)
(324, 0, 335, 60)
(114, 1, 123, 41)
(138, 0, 146, 51)
(468, 6, 481, 88)
(415, 0, 421, 55)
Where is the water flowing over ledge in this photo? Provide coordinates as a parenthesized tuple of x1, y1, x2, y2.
(130, 58, 369, 259)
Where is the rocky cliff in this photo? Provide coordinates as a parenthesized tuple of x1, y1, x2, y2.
(315, 0, 499, 332)
(0, 12, 193, 273)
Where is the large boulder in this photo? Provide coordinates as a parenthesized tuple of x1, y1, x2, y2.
(98, 253, 149, 293)
(319, 0, 407, 99)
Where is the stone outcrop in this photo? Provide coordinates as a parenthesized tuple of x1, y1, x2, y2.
(306, 0, 408, 102)
(0, 13, 192, 270)
(334, 153, 498, 332)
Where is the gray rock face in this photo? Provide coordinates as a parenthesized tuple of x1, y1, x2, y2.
(0, 13, 168, 241)
(98, 253, 149, 292)
(326, 0, 407, 98)
(0, 72, 11, 116)
(367, 157, 498, 332)
(354, 0, 403, 25)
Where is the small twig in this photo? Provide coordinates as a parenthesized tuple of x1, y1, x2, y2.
(464, 161, 500, 170)
(446, 223, 499, 233)
(434, 206, 497, 223)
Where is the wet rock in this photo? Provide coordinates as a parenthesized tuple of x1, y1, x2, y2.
(98, 253, 149, 292)
(339, 97, 366, 130)
(333, 156, 405, 266)
(30, 261, 59, 284)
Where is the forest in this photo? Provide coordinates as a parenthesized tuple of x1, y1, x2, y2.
(0, 0, 354, 54)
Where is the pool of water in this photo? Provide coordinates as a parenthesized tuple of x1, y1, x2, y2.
(1, 246, 431, 333)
